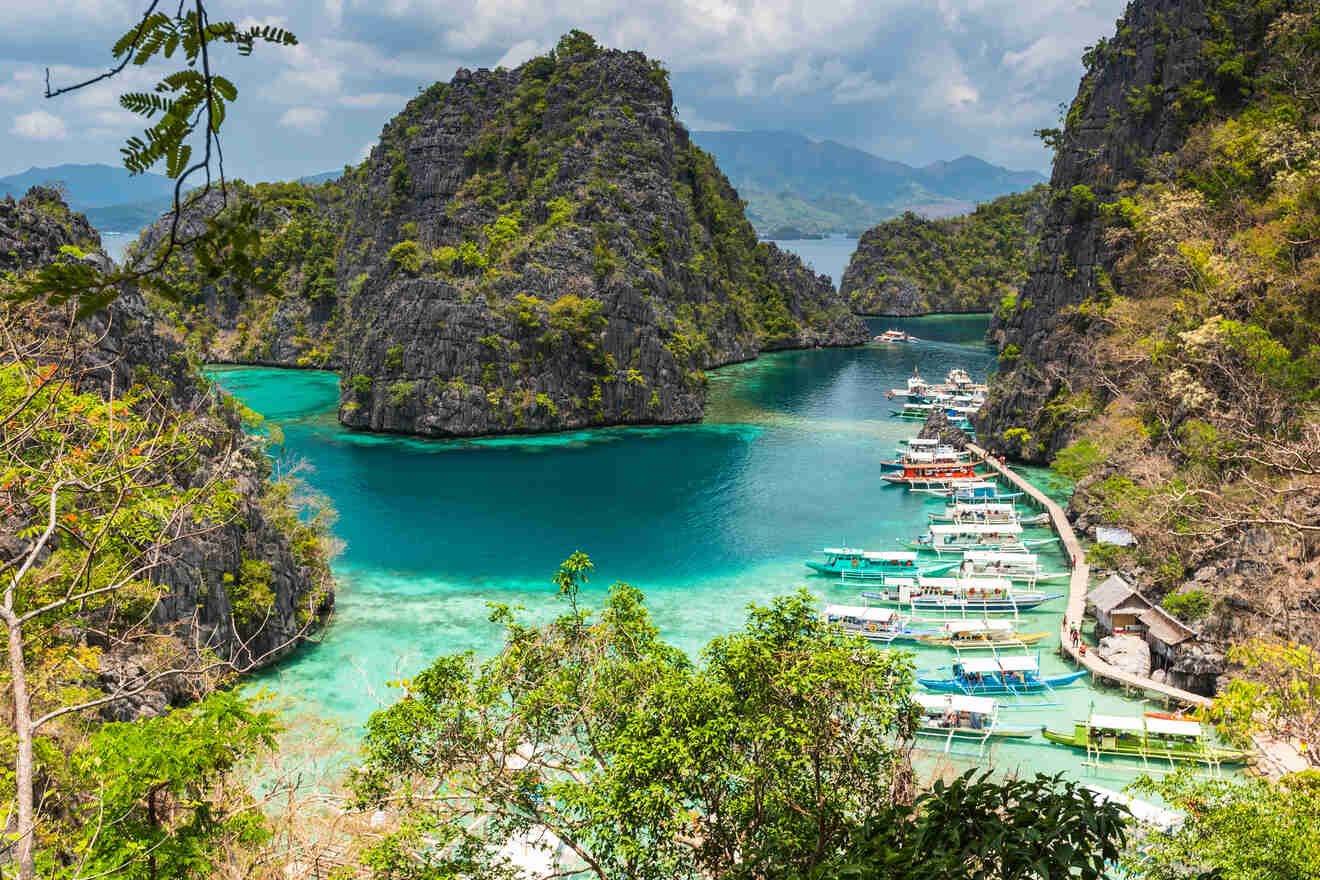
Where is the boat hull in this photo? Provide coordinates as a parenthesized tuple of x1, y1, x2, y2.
(917, 631, 1050, 648)
(918, 670, 1088, 694)
(1040, 727, 1248, 765)
(806, 560, 960, 577)
(860, 592, 1063, 612)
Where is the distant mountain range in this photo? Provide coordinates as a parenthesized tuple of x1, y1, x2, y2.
(0, 164, 343, 239)
(689, 130, 1046, 236)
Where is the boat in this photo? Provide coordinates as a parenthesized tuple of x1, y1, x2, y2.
(948, 482, 1023, 503)
(918, 655, 1088, 695)
(862, 575, 1061, 613)
(873, 329, 913, 343)
(899, 522, 1059, 555)
(960, 551, 1070, 583)
(916, 618, 1050, 648)
(882, 461, 985, 487)
(881, 439, 974, 470)
(1041, 711, 1249, 766)
(819, 604, 934, 643)
(889, 371, 932, 400)
(912, 693, 1040, 754)
(927, 502, 1050, 526)
(806, 548, 960, 578)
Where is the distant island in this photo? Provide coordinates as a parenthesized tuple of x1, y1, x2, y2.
(690, 130, 1045, 237)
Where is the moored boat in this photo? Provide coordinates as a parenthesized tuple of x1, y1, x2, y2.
(916, 618, 1050, 648)
(819, 604, 933, 643)
(960, 550, 1069, 583)
(806, 548, 960, 578)
(882, 461, 985, 487)
(912, 693, 1039, 754)
(860, 575, 1062, 613)
(918, 655, 1087, 695)
(1041, 712, 1249, 766)
(873, 329, 913, 343)
(927, 502, 1049, 526)
(900, 522, 1059, 555)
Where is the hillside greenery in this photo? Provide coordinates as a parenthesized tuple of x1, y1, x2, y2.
(843, 186, 1045, 315)
(1034, 4, 1320, 642)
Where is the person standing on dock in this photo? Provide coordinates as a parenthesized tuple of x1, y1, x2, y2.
(1070, 625, 1080, 649)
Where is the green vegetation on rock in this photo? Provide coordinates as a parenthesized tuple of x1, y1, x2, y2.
(841, 186, 1046, 315)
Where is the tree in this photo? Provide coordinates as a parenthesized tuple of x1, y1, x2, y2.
(0, 310, 327, 879)
(812, 770, 1128, 880)
(351, 554, 918, 880)
(1127, 770, 1320, 880)
(1207, 637, 1320, 767)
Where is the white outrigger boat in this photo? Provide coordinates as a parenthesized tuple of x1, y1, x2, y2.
(916, 618, 1051, 648)
(860, 575, 1062, 613)
(927, 502, 1049, 526)
(912, 693, 1039, 755)
(818, 604, 933, 644)
(874, 329, 914, 343)
(960, 550, 1069, 584)
(900, 522, 1059, 555)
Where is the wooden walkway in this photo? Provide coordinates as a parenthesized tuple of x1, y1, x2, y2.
(967, 444, 1212, 709)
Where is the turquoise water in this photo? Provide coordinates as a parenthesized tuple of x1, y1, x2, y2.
(209, 315, 1205, 786)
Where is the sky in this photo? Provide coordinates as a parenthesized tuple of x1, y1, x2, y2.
(0, 0, 1129, 182)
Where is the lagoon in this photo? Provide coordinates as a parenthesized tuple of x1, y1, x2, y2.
(210, 314, 1191, 785)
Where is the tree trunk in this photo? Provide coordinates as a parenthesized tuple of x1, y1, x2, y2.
(5, 613, 36, 880)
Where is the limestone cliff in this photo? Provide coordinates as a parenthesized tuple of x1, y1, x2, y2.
(840, 187, 1045, 316)
(2, 187, 334, 718)
(973, 0, 1320, 659)
(143, 32, 867, 436)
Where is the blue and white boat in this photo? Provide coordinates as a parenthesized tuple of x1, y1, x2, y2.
(918, 654, 1087, 695)
(819, 604, 936, 644)
(806, 548, 960, 578)
(900, 523, 1059, 555)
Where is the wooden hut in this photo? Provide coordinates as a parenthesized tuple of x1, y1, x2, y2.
(1085, 575, 1199, 673)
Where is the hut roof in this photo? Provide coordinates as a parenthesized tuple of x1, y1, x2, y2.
(1087, 574, 1148, 614)
(1139, 606, 1197, 647)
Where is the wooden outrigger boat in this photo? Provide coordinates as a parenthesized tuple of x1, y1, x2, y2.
(882, 461, 985, 487)
(881, 438, 973, 470)
(819, 604, 934, 644)
(960, 550, 1069, 583)
(900, 522, 1059, 555)
(912, 693, 1039, 754)
(927, 502, 1049, 526)
(911, 481, 1022, 502)
(806, 548, 959, 578)
(916, 618, 1050, 648)
(1041, 710, 1249, 768)
(918, 654, 1087, 695)
(860, 575, 1062, 613)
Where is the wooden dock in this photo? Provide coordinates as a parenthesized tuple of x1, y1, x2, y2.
(967, 444, 1212, 709)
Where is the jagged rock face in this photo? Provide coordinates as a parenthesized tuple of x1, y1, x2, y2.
(326, 40, 865, 436)
(2, 189, 334, 717)
(841, 188, 1045, 317)
(917, 410, 969, 451)
(1097, 634, 1152, 679)
(976, 0, 1228, 462)
(0, 186, 102, 271)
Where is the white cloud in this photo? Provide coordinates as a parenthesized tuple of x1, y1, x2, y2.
(339, 92, 410, 109)
(494, 39, 546, 70)
(279, 106, 330, 133)
(677, 104, 732, 131)
(11, 109, 66, 140)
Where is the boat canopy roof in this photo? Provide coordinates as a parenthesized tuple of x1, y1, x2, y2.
(1146, 717, 1204, 737)
(864, 551, 919, 561)
(909, 438, 939, 447)
(963, 550, 1039, 564)
(917, 576, 1014, 591)
(930, 522, 1024, 536)
(961, 656, 1039, 674)
(950, 502, 1016, 514)
(1089, 715, 1148, 733)
(822, 547, 866, 555)
(822, 604, 895, 622)
(913, 693, 997, 714)
(941, 620, 1015, 634)
(884, 577, 916, 587)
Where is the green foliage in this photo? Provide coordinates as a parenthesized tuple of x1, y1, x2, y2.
(534, 392, 558, 417)
(556, 29, 601, 60)
(1068, 184, 1098, 221)
(1206, 639, 1320, 763)
(1162, 588, 1212, 622)
(387, 240, 421, 275)
(352, 556, 917, 880)
(227, 557, 274, 627)
(384, 344, 404, 372)
(998, 343, 1021, 364)
(349, 374, 373, 395)
(548, 294, 606, 341)
(1051, 437, 1104, 480)
(47, 691, 278, 880)
(848, 187, 1046, 315)
(385, 380, 415, 407)
(812, 771, 1127, 880)
(1127, 770, 1320, 880)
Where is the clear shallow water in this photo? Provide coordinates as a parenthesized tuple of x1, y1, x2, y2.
(209, 316, 1206, 786)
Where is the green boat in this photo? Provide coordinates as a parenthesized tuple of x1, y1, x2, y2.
(1041, 712, 1249, 767)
